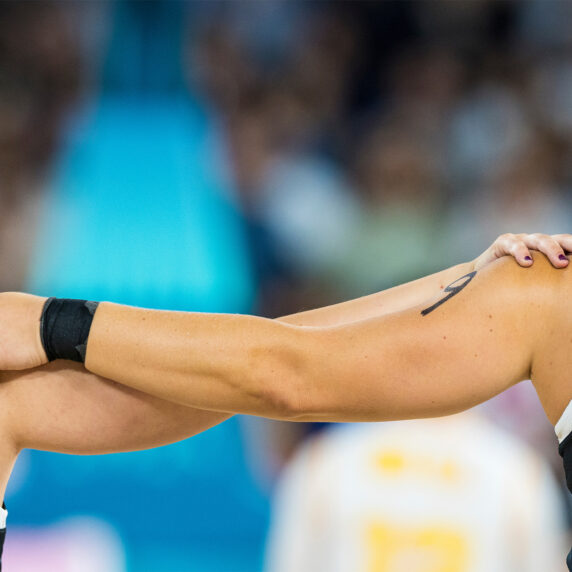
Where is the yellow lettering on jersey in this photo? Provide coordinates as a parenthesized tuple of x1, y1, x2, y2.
(377, 451, 406, 474)
(367, 522, 468, 572)
(374, 450, 462, 484)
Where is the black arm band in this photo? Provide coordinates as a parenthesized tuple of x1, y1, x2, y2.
(40, 298, 100, 363)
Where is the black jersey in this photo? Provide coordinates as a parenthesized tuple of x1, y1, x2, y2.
(0, 503, 6, 571)
(0, 526, 5, 571)
(559, 432, 572, 570)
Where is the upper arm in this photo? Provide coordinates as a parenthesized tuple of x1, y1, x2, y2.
(1, 363, 230, 454)
(277, 264, 471, 328)
(295, 256, 549, 422)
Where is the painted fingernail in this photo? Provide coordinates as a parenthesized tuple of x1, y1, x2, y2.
(559, 254, 568, 261)
(524, 256, 532, 261)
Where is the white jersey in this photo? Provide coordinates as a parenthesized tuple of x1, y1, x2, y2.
(265, 413, 568, 572)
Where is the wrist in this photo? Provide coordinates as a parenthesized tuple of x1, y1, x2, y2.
(29, 295, 49, 366)
(0, 292, 48, 370)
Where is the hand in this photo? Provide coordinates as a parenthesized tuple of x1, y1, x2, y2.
(0, 292, 48, 370)
(473, 232, 572, 272)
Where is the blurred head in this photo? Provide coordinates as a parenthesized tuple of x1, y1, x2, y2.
(0, 1, 82, 190)
(487, 134, 563, 201)
(353, 122, 443, 207)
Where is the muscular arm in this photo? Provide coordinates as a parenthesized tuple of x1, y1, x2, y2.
(0, 265, 468, 469)
(0, 363, 231, 455)
(0, 263, 503, 457)
(277, 262, 475, 327)
(0, 268, 470, 457)
(84, 254, 552, 422)
(1, 268, 453, 459)
(0, 234, 568, 444)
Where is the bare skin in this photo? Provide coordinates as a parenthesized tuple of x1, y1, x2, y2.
(0, 260, 483, 502)
(0, 233, 569, 572)
(0, 364, 232, 504)
(77, 251, 568, 425)
(0, 235, 572, 512)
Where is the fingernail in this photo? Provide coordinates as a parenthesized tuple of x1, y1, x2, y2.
(524, 256, 532, 261)
(559, 254, 568, 261)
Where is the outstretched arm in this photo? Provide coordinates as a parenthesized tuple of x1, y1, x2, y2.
(0, 234, 567, 426)
(1, 234, 563, 454)
(82, 254, 550, 421)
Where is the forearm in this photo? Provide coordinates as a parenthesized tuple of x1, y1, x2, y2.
(2, 362, 230, 455)
(85, 303, 305, 419)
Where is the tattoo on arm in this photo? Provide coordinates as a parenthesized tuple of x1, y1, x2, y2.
(421, 271, 477, 316)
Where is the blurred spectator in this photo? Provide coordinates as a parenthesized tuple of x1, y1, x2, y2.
(528, 55, 572, 143)
(326, 124, 448, 298)
(446, 136, 571, 263)
(0, 1, 84, 291)
(448, 81, 531, 192)
(0, 1, 82, 184)
(517, 0, 572, 51)
(265, 414, 569, 572)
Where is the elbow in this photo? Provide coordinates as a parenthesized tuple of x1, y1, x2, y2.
(259, 380, 305, 421)
(250, 327, 315, 421)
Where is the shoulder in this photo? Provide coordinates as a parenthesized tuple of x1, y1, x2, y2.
(477, 250, 566, 285)
(471, 251, 569, 316)
(494, 250, 571, 283)
(506, 253, 572, 423)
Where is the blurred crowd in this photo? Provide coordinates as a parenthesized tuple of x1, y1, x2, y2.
(0, 2, 570, 277)
(4, 1, 572, 298)
(190, 0, 572, 309)
(2, 1, 572, 570)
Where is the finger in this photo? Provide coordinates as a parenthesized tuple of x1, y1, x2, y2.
(492, 234, 533, 266)
(550, 233, 572, 254)
(522, 234, 568, 267)
(504, 240, 533, 267)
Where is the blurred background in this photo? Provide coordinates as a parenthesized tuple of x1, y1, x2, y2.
(1, 0, 572, 570)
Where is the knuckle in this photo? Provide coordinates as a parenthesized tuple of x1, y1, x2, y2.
(544, 237, 561, 249)
(509, 242, 524, 254)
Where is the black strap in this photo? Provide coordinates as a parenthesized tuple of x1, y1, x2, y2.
(40, 298, 99, 363)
